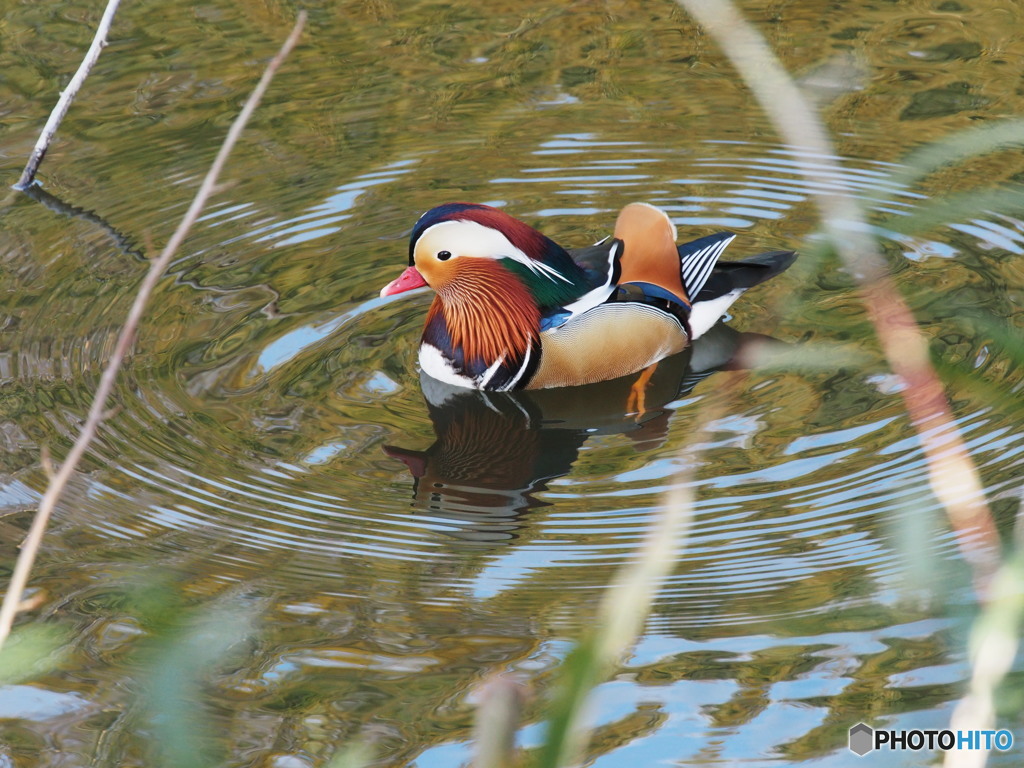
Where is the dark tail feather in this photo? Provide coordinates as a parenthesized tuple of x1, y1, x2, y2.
(695, 250, 797, 302)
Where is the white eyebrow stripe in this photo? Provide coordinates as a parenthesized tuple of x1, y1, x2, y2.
(416, 219, 570, 284)
(519, 256, 571, 283)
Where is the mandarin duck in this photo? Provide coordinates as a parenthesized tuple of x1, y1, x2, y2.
(380, 202, 795, 390)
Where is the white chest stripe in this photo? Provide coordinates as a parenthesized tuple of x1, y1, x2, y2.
(479, 354, 507, 388)
(419, 344, 475, 388)
(420, 343, 523, 391)
(496, 344, 534, 391)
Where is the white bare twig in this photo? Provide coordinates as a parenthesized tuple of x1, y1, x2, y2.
(14, 0, 123, 190)
(0, 11, 307, 649)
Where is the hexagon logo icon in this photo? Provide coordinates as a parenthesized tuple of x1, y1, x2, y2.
(849, 723, 874, 756)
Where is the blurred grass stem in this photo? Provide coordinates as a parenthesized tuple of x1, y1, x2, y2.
(676, 0, 999, 594)
(536, 486, 692, 767)
(472, 677, 524, 768)
(944, 549, 1024, 768)
(676, 3, 1014, 763)
(0, 11, 307, 650)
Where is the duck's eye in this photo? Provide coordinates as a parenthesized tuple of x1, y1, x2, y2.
(436, 250, 452, 261)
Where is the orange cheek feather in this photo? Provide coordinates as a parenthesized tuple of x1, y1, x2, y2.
(425, 259, 540, 365)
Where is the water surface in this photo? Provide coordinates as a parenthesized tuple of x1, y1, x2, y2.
(1, 0, 1022, 766)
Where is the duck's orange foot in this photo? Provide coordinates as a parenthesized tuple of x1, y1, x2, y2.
(625, 363, 659, 419)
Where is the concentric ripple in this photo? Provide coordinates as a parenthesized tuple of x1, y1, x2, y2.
(4, 137, 1021, 632)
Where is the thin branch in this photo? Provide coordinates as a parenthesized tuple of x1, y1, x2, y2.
(676, 0, 999, 593)
(14, 0, 123, 190)
(0, 11, 307, 650)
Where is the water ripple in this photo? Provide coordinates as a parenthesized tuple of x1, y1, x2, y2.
(5, 138, 1020, 629)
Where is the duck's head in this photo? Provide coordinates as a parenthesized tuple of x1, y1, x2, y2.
(380, 203, 586, 307)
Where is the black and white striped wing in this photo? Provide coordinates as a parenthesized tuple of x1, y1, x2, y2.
(678, 232, 736, 299)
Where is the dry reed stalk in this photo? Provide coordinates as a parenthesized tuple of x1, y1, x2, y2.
(0, 12, 307, 649)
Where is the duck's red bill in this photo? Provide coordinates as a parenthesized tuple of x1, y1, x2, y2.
(380, 266, 428, 297)
(382, 445, 427, 477)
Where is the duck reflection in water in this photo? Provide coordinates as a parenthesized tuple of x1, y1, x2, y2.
(384, 323, 783, 544)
